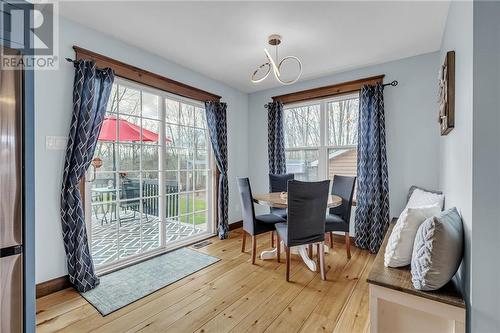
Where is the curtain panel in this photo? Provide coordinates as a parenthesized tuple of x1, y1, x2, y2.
(266, 101, 287, 175)
(60, 60, 115, 292)
(354, 83, 390, 253)
(205, 101, 229, 239)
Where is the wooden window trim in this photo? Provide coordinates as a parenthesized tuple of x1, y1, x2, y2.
(272, 75, 384, 104)
(73, 46, 221, 102)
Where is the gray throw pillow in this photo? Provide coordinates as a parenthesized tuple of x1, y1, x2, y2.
(411, 207, 463, 290)
(407, 185, 444, 208)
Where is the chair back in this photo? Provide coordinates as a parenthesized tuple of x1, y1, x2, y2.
(237, 178, 256, 234)
(287, 180, 330, 247)
(330, 175, 356, 223)
(121, 178, 140, 202)
(269, 173, 295, 192)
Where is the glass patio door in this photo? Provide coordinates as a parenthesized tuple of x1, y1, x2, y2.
(85, 78, 213, 271)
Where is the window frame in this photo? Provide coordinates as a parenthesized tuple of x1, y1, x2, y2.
(283, 91, 360, 182)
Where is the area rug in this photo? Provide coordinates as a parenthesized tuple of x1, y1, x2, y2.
(81, 247, 220, 316)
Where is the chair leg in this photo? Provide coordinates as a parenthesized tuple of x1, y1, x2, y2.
(251, 235, 257, 264)
(241, 230, 246, 252)
(316, 243, 321, 270)
(285, 246, 291, 282)
(276, 233, 281, 263)
(271, 231, 274, 248)
(329, 232, 334, 248)
(308, 244, 313, 258)
(319, 241, 326, 280)
(345, 232, 351, 259)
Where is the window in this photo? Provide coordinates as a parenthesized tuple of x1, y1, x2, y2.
(87, 78, 213, 270)
(284, 92, 359, 183)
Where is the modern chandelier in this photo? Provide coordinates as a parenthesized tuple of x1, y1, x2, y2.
(251, 34, 302, 85)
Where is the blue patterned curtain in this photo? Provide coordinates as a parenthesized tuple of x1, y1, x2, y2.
(266, 101, 286, 174)
(354, 83, 390, 253)
(205, 101, 229, 239)
(60, 60, 114, 292)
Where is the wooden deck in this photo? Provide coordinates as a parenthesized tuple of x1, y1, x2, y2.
(36, 228, 375, 333)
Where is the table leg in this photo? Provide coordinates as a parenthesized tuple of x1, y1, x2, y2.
(260, 241, 330, 272)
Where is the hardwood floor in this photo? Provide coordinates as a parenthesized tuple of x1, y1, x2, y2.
(36, 228, 375, 333)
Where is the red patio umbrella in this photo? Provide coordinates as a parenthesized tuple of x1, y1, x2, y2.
(98, 116, 171, 142)
(95, 116, 171, 172)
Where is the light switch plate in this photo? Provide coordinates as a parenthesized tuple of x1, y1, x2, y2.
(46, 136, 68, 150)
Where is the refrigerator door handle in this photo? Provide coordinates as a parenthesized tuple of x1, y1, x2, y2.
(0, 245, 23, 258)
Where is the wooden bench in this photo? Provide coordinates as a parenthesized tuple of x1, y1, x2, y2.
(367, 219, 466, 333)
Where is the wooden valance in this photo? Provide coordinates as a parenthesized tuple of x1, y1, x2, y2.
(73, 46, 221, 102)
(272, 75, 385, 104)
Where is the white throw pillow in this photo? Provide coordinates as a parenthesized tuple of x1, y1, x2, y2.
(406, 188, 444, 209)
(384, 203, 441, 267)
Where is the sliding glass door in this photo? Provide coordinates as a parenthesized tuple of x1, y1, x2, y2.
(85, 78, 213, 271)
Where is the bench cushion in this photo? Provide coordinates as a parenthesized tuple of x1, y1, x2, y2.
(411, 207, 464, 291)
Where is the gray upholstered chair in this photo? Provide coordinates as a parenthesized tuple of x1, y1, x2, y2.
(325, 175, 356, 259)
(268, 173, 294, 247)
(237, 177, 286, 264)
(269, 173, 295, 219)
(274, 180, 330, 281)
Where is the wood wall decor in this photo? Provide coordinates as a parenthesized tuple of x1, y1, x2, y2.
(438, 51, 455, 135)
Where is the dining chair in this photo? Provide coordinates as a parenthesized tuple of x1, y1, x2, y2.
(237, 177, 287, 264)
(325, 175, 356, 259)
(268, 173, 295, 247)
(274, 180, 330, 281)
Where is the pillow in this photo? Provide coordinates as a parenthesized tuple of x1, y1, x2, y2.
(384, 203, 441, 267)
(411, 207, 464, 290)
(406, 187, 444, 210)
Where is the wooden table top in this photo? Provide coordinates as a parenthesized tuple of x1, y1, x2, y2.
(367, 219, 465, 309)
(253, 192, 342, 209)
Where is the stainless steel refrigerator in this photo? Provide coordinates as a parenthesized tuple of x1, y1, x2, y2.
(0, 46, 24, 333)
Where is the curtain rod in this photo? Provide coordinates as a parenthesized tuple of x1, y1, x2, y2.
(383, 80, 398, 87)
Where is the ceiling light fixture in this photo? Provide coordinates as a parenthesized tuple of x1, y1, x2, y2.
(251, 34, 302, 85)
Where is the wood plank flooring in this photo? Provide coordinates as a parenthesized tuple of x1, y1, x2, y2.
(36, 228, 375, 333)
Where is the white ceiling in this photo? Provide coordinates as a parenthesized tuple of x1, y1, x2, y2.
(59, 1, 450, 93)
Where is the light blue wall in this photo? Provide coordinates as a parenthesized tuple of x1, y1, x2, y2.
(248, 52, 441, 221)
(35, 17, 249, 283)
(471, 1, 500, 332)
(438, 1, 473, 321)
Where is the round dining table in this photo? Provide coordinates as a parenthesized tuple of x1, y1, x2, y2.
(252, 192, 342, 272)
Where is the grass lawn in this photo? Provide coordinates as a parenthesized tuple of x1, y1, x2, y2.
(179, 196, 207, 224)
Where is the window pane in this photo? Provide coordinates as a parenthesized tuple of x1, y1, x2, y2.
(193, 191, 207, 211)
(194, 107, 206, 128)
(165, 123, 179, 147)
(165, 99, 179, 124)
(142, 197, 160, 252)
(285, 150, 319, 181)
(194, 149, 208, 170)
(194, 171, 207, 191)
(180, 103, 194, 127)
(142, 92, 159, 119)
(327, 148, 358, 178)
(327, 97, 359, 146)
(142, 118, 160, 143)
(142, 144, 160, 171)
(194, 129, 207, 150)
(93, 142, 116, 172)
(179, 171, 193, 192)
(142, 172, 160, 197)
(118, 143, 140, 171)
(118, 172, 140, 200)
(90, 173, 116, 203)
(284, 104, 320, 148)
(165, 147, 178, 170)
(118, 86, 141, 116)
